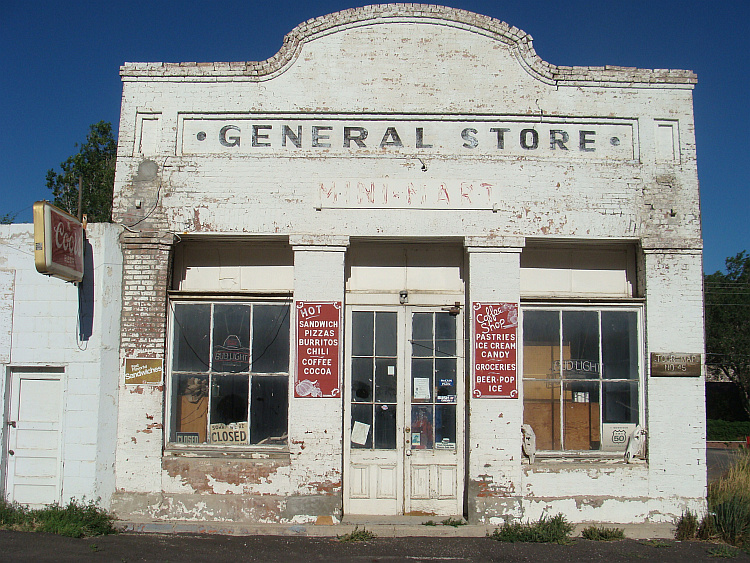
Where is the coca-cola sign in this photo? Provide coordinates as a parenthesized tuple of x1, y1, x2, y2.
(33, 201, 84, 283)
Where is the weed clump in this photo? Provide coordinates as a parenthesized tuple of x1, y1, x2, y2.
(580, 525, 625, 541)
(675, 449, 750, 548)
(489, 513, 573, 544)
(0, 498, 116, 538)
(337, 525, 376, 542)
(441, 517, 466, 527)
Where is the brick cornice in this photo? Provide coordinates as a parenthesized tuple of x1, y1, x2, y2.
(120, 4, 696, 88)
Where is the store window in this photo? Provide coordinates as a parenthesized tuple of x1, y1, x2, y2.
(169, 300, 290, 446)
(522, 308, 640, 452)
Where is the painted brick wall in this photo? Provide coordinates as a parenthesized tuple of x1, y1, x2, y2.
(110, 5, 703, 524)
(0, 223, 122, 507)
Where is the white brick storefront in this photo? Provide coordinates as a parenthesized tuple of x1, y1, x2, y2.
(111, 5, 704, 524)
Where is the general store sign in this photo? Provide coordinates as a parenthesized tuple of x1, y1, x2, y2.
(33, 201, 84, 283)
(179, 114, 636, 160)
(472, 302, 518, 398)
(295, 301, 342, 398)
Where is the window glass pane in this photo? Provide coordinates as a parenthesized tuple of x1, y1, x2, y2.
(435, 358, 457, 403)
(172, 374, 209, 444)
(523, 380, 560, 450)
(375, 312, 397, 356)
(212, 304, 250, 373)
(523, 310, 560, 379)
(173, 303, 210, 372)
(411, 405, 434, 449)
(375, 358, 397, 403)
(435, 404, 456, 448)
(209, 374, 249, 445)
(351, 403, 373, 449)
(351, 312, 374, 356)
(603, 381, 638, 424)
(352, 358, 373, 402)
(252, 304, 290, 373)
(602, 311, 638, 380)
(411, 358, 433, 402)
(563, 381, 600, 450)
(251, 376, 288, 444)
(374, 404, 397, 449)
(561, 311, 600, 379)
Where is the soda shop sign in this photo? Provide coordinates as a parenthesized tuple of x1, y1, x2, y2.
(33, 201, 84, 283)
(472, 302, 518, 398)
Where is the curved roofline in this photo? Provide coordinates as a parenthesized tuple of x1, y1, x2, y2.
(121, 4, 696, 87)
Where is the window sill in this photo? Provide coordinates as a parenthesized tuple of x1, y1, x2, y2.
(164, 445, 291, 460)
(525, 452, 647, 465)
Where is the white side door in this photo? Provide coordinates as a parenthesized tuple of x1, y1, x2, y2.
(344, 307, 464, 516)
(5, 371, 64, 506)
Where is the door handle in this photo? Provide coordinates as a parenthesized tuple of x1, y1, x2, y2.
(8, 450, 14, 456)
(7, 421, 15, 428)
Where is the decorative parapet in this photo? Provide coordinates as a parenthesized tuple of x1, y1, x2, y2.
(120, 4, 696, 87)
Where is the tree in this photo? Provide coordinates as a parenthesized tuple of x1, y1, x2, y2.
(46, 121, 117, 223)
(0, 212, 17, 224)
(705, 251, 750, 416)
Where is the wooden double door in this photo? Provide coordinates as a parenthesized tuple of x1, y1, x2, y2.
(343, 306, 464, 516)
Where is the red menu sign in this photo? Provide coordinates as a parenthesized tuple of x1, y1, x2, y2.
(295, 301, 342, 398)
(472, 302, 518, 398)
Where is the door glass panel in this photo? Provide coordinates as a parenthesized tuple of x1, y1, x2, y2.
(411, 405, 434, 449)
(411, 358, 433, 403)
(374, 404, 397, 449)
(375, 312, 397, 356)
(352, 357, 373, 402)
(435, 358, 457, 403)
(410, 312, 457, 451)
(435, 404, 456, 447)
(350, 311, 397, 450)
(411, 312, 433, 357)
(351, 403, 373, 449)
(351, 312, 374, 356)
(375, 358, 397, 403)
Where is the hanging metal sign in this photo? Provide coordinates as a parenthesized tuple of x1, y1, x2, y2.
(33, 201, 84, 283)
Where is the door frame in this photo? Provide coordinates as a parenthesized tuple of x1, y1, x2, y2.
(342, 301, 465, 517)
(3, 367, 65, 506)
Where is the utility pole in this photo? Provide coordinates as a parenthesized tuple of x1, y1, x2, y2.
(77, 176, 83, 221)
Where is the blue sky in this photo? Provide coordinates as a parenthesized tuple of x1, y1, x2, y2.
(1, 1, 747, 274)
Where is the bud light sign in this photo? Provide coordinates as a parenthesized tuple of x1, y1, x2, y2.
(33, 201, 84, 283)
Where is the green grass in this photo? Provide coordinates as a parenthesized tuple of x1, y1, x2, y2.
(674, 450, 750, 548)
(708, 544, 740, 558)
(675, 510, 700, 541)
(0, 498, 116, 538)
(488, 513, 574, 544)
(709, 449, 750, 547)
(441, 517, 466, 527)
(337, 525, 376, 542)
(640, 539, 672, 548)
(580, 525, 625, 541)
(707, 420, 750, 442)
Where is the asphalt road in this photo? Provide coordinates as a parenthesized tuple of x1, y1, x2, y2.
(0, 531, 748, 562)
(0, 447, 745, 561)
